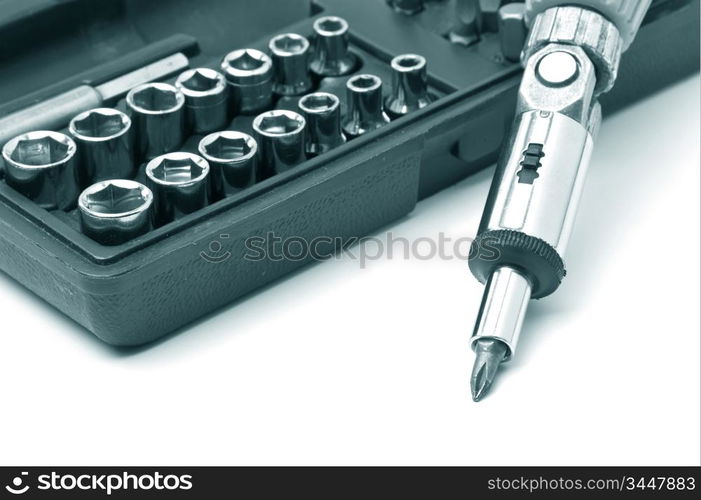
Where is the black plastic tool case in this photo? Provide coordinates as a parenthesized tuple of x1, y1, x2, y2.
(0, 0, 698, 345)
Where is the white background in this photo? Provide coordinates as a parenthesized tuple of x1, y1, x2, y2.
(0, 76, 698, 466)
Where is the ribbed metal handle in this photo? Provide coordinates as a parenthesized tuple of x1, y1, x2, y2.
(525, 0, 652, 49)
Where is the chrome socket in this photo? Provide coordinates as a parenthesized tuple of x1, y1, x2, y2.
(252, 109, 306, 178)
(309, 16, 357, 77)
(2, 130, 79, 210)
(221, 49, 274, 115)
(298, 92, 345, 156)
(68, 108, 134, 184)
(126, 82, 185, 161)
(342, 74, 390, 138)
(198, 131, 258, 198)
(78, 179, 153, 245)
(385, 54, 432, 117)
(175, 68, 229, 134)
(269, 33, 313, 96)
(145, 152, 210, 225)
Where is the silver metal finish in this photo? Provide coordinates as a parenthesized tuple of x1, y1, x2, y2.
(252, 110, 306, 178)
(269, 33, 313, 96)
(471, 337, 510, 402)
(0, 53, 188, 151)
(78, 179, 153, 245)
(470, 38, 602, 401)
(198, 131, 258, 198)
(298, 92, 346, 156)
(126, 82, 186, 161)
(469, 2, 651, 401)
(497, 2, 527, 62)
(481, 110, 596, 254)
(450, 0, 483, 46)
(175, 68, 229, 134)
(221, 49, 274, 115)
(471, 267, 532, 359)
(68, 108, 134, 184)
(523, 6, 622, 93)
(2, 131, 79, 210)
(342, 74, 390, 138)
(385, 54, 432, 118)
(145, 152, 210, 225)
(525, 0, 652, 49)
(310, 16, 357, 77)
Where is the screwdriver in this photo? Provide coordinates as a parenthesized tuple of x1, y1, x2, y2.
(467, 0, 653, 401)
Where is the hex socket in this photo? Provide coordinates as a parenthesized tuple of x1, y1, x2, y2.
(252, 109, 306, 178)
(269, 33, 313, 96)
(221, 49, 274, 115)
(175, 68, 229, 134)
(126, 82, 186, 161)
(2, 130, 80, 210)
(69, 108, 135, 184)
(79, 179, 153, 245)
(342, 74, 390, 138)
(298, 92, 346, 156)
(145, 152, 210, 225)
(198, 131, 258, 198)
(385, 54, 432, 117)
(310, 16, 357, 76)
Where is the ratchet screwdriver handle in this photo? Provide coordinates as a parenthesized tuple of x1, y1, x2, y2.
(467, 0, 653, 400)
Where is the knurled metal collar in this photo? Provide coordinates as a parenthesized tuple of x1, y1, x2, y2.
(523, 6, 623, 94)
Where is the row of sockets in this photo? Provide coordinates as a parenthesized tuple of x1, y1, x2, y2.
(1, 16, 434, 246)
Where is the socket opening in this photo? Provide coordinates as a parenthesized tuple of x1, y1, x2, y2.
(299, 92, 340, 113)
(392, 54, 426, 72)
(70, 108, 130, 140)
(79, 180, 152, 218)
(199, 132, 257, 162)
(269, 33, 309, 55)
(225, 49, 270, 72)
(222, 49, 272, 82)
(127, 83, 184, 114)
(314, 16, 348, 36)
(3, 131, 75, 168)
(178, 69, 224, 93)
(347, 74, 381, 92)
(147, 154, 209, 185)
(253, 111, 306, 136)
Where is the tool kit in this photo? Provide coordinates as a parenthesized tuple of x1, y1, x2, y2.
(0, 0, 697, 346)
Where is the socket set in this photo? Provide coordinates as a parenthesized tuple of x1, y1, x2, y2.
(1, 19, 437, 245)
(0, 0, 697, 345)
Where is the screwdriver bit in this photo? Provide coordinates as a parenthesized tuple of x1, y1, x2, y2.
(449, 0, 482, 46)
